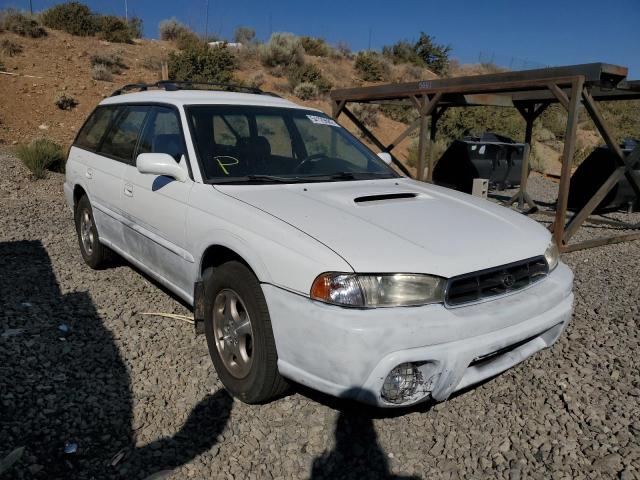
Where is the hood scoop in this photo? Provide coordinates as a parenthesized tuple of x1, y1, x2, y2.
(354, 192, 417, 204)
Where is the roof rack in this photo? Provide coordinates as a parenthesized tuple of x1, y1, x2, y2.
(110, 81, 281, 97)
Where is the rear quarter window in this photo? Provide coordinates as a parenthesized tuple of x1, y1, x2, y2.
(74, 106, 120, 151)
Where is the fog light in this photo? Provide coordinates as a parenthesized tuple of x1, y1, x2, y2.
(381, 362, 421, 404)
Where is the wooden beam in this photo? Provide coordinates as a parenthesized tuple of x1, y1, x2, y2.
(563, 167, 626, 242)
(548, 83, 570, 110)
(582, 89, 640, 197)
(386, 118, 421, 152)
(562, 231, 640, 253)
(332, 100, 346, 118)
(341, 105, 412, 177)
(553, 76, 584, 247)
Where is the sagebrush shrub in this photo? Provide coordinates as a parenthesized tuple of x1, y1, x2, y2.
(54, 92, 78, 110)
(17, 138, 65, 178)
(40, 2, 97, 36)
(0, 9, 46, 38)
(300, 36, 328, 57)
(353, 104, 379, 129)
(141, 56, 163, 72)
(1, 39, 22, 56)
(90, 54, 127, 74)
(91, 64, 113, 81)
(355, 51, 390, 82)
(286, 63, 332, 93)
(159, 18, 190, 41)
(259, 32, 304, 68)
(168, 43, 236, 83)
(247, 72, 264, 89)
(233, 26, 255, 44)
(293, 82, 319, 100)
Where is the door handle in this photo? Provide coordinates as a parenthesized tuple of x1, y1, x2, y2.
(124, 183, 133, 197)
(85, 168, 94, 179)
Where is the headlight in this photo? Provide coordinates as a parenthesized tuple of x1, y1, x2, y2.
(310, 272, 445, 308)
(544, 241, 559, 271)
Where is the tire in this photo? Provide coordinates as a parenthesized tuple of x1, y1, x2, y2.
(203, 261, 288, 403)
(75, 195, 110, 269)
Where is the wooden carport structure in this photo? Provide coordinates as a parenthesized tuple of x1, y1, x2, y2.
(330, 63, 640, 252)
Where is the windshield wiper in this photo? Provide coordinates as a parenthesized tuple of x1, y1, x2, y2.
(210, 175, 304, 184)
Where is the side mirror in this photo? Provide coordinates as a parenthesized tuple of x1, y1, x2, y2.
(377, 152, 393, 165)
(136, 153, 187, 183)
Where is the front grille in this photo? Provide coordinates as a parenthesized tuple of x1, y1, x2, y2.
(445, 256, 549, 306)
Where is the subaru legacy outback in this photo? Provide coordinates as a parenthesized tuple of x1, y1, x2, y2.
(64, 82, 573, 407)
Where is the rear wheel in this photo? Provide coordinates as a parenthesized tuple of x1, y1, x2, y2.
(203, 261, 288, 403)
(75, 195, 110, 269)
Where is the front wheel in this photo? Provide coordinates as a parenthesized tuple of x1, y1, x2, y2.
(203, 261, 288, 403)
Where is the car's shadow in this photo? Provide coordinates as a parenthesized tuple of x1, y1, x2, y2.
(0, 240, 232, 479)
(1, 240, 485, 479)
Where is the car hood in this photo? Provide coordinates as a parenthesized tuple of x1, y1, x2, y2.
(214, 178, 551, 278)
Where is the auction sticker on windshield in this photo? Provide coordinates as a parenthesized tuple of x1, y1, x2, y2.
(306, 115, 340, 127)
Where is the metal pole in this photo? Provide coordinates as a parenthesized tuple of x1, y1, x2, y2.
(204, 0, 209, 39)
(519, 109, 534, 209)
(29, 0, 33, 15)
(124, 0, 128, 22)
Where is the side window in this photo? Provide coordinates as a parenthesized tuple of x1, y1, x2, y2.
(256, 115, 293, 158)
(75, 106, 120, 151)
(138, 107, 185, 162)
(212, 114, 250, 147)
(100, 106, 149, 162)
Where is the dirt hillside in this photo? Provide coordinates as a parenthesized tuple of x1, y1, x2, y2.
(0, 28, 422, 163)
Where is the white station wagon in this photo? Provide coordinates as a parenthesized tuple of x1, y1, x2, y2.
(64, 82, 574, 407)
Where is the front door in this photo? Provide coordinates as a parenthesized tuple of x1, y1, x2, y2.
(121, 106, 194, 297)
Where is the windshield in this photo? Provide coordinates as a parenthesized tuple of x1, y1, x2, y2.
(185, 105, 398, 183)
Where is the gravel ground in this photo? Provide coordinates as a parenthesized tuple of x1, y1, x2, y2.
(1, 151, 639, 480)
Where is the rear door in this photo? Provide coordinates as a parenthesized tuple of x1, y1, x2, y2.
(71, 105, 126, 248)
(121, 105, 194, 296)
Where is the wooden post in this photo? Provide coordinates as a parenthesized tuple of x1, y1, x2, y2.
(161, 62, 169, 81)
(553, 76, 584, 248)
(426, 107, 442, 182)
(416, 110, 429, 181)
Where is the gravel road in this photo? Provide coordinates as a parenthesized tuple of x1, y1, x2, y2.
(1, 151, 639, 480)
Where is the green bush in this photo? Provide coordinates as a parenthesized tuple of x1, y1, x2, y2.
(158, 18, 190, 41)
(90, 53, 127, 74)
(17, 138, 65, 178)
(259, 32, 304, 68)
(233, 26, 255, 44)
(127, 16, 143, 38)
(354, 51, 390, 82)
(175, 29, 202, 51)
(1, 39, 22, 56)
(40, 2, 97, 36)
(95, 15, 133, 43)
(300, 36, 328, 57)
(293, 82, 319, 100)
(414, 32, 450, 75)
(41, 2, 135, 43)
(382, 40, 422, 66)
(287, 62, 332, 93)
(168, 43, 236, 83)
(54, 92, 78, 110)
(0, 9, 47, 38)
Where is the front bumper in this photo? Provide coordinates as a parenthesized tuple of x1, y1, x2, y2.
(264, 262, 573, 408)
